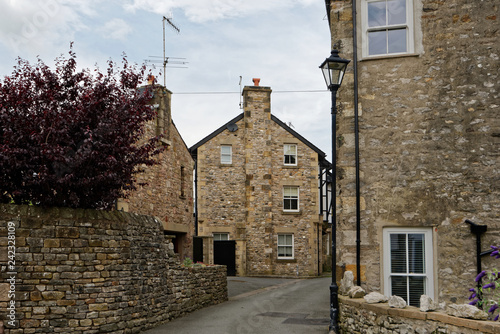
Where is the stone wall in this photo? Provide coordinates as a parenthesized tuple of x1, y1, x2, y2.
(339, 297, 500, 334)
(328, 0, 500, 303)
(0, 204, 227, 333)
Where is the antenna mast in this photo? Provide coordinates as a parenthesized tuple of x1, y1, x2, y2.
(239, 76, 243, 109)
(162, 15, 180, 87)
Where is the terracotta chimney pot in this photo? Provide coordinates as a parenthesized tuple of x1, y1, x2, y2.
(148, 75, 155, 85)
(252, 78, 260, 86)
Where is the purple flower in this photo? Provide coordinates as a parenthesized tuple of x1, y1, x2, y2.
(494, 314, 499, 321)
(488, 304, 499, 313)
(492, 246, 500, 259)
(469, 299, 479, 305)
(483, 283, 496, 290)
(469, 292, 477, 300)
(476, 270, 487, 282)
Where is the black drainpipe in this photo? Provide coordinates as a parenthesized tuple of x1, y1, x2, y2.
(352, 0, 361, 287)
(464, 219, 494, 303)
(465, 219, 487, 276)
(464, 220, 493, 276)
(194, 156, 198, 236)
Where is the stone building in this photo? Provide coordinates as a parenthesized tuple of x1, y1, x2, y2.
(118, 81, 195, 260)
(190, 80, 331, 277)
(326, 0, 499, 307)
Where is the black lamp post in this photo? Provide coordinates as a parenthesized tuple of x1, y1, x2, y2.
(320, 48, 350, 333)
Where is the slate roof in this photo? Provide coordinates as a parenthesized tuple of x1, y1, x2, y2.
(189, 112, 329, 165)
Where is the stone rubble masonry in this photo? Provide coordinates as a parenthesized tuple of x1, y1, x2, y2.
(339, 296, 500, 334)
(195, 84, 326, 277)
(118, 86, 195, 260)
(0, 204, 227, 334)
(329, 0, 500, 304)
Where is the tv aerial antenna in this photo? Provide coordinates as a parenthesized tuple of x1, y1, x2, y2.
(145, 15, 187, 87)
(239, 76, 243, 109)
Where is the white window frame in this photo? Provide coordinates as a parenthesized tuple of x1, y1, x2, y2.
(383, 227, 434, 307)
(283, 144, 297, 166)
(283, 186, 299, 212)
(361, 0, 415, 58)
(277, 234, 294, 259)
(213, 233, 229, 241)
(220, 145, 232, 164)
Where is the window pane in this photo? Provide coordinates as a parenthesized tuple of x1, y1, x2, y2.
(409, 276, 425, 307)
(214, 233, 229, 241)
(285, 155, 296, 165)
(278, 246, 292, 257)
(284, 187, 298, 210)
(284, 145, 297, 165)
(368, 30, 387, 55)
(368, 1, 386, 27)
(284, 145, 296, 155)
(390, 276, 425, 308)
(278, 246, 285, 256)
(388, 28, 407, 53)
(391, 276, 408, 304)
(408, 234, 425, 274)
(284, 187, 298, 197)
(390, 234, 407, 273)
(387, 0, 406, 25)
(284, 198, 298, 210)
(278, 234, 293, 258)
(221, 145, 232, 164)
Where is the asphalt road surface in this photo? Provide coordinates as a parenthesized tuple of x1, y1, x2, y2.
(144, 276, 331, 334)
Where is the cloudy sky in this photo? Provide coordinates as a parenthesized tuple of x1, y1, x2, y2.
(0, 0, 335, 156)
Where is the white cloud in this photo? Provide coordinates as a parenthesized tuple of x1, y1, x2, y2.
(124, 0, 316, 23)
(99, 19, 132, 41)
(0, 0, 94, 55)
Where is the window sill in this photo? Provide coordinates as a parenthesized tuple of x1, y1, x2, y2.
(283, 165, 298, 169)
(276, 258, 297, 263)
(282, 210, 301, 215)
(360, 53, 420, 61)
(219, 163, 233, 167)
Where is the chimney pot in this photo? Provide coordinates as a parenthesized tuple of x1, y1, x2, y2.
(252, 78, 260, 86)
(148, 75, 155, 85)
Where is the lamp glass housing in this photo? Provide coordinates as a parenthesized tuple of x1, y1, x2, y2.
(320, 50, 350, 88)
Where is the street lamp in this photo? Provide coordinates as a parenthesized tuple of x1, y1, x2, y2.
(320, 48, 350, 334)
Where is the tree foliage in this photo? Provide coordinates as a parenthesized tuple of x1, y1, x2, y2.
(0, 47, 163, 209)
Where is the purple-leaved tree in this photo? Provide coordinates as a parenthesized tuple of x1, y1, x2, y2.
(0, 46, 164, 209)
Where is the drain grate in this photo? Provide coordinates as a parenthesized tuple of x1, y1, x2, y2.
(258, 312, 307, 319)
(283, 318, 329, 326)
(258, 312, 328, 326)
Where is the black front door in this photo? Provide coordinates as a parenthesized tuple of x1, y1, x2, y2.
(214, 240, 236, 276)
(193, 237, 203, 263)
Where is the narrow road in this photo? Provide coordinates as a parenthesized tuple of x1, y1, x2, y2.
(144, 276, 331, 334)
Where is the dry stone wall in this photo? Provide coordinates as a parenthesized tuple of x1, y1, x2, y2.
(0, 204, 226, 333)
(339, 296, 500, 334)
